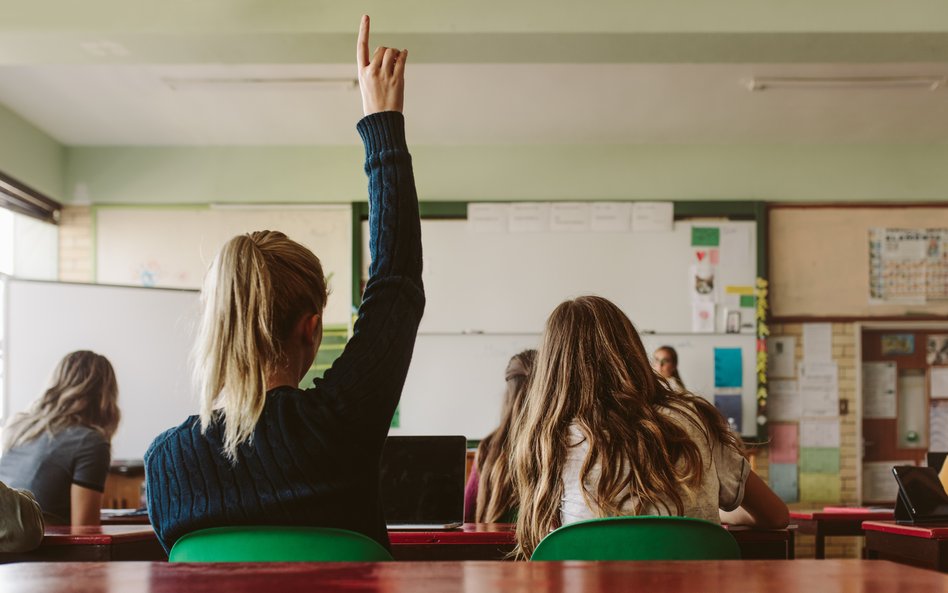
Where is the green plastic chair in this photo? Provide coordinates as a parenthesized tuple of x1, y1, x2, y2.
(531, 516, 741, 561)
(168, 526, 393, 562)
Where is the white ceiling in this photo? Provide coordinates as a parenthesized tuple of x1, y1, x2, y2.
(0, 63, 946, 145)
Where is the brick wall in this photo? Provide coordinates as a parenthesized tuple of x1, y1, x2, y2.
(762, 322, 861, 559)
(58, 205, 94, 282)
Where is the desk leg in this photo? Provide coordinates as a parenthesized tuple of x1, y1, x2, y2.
(814, 526, 825, 559)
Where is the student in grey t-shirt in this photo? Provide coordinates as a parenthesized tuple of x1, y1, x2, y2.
(0, 351, 120, 526)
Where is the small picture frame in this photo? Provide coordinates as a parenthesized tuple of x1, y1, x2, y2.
(725, 310, 742, 334)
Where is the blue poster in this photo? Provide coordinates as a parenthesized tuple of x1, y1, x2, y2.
(770, 463, 799, 503)
(714, 347, 743, 388)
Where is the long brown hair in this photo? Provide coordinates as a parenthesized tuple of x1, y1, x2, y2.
(194, 230, 328, 462)
(511, 296, 742, 558)
(4, 350, 120, 450)
(475, 349, 537, 523)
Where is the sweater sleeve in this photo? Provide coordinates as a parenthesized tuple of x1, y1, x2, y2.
(317, 111, 424, 427)
(0, 480, 44, 553)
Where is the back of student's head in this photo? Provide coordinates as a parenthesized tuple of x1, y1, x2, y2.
(475, 349, 537, 523)
(512, 295, 740, 557)
(194, 230, 328, 461)
(4, 350, 120, 451)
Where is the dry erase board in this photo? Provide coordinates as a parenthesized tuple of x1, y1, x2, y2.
(95, 205, 353, 326)
(2, 278, 200, 459)
(364, 219, 757, 334)
(389, 332, 757, 439)
(366, 216, 759, 438)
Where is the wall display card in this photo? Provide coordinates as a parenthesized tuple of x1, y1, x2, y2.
(799, 362, 839, 418)
(690, 260, 716, 303)
(932, 367, 948, 399)
(713, 348, 743, 388)
(767, 379, 801, 421)
(800, 418, 840, 448)
(549, 202, 590, 232)
(769, 463, 799, 503)
(767, 336, 796, 378)
(691, 301, 715, 333)
(881, 333, 915, 356)
(803, 323, 833, 363)
(630, 202, 673, 232)
(800, 447, 840, 474)
(800, 473, 841, 503)
(467, 203, 509, 233)
(508, 202, 550, 233)
(930, 402, 948, 451)
(589, 202, 631, 232)
(862, 361, 897, 418)
(769, 423, 799, 463)
(869, 228, 948, 304)
(862, 461, 906, 502)
(719, 225, 752, 272)
(928, 335, 948, 365)
(691, 227, 720, 247)
(714, 394, 743, 432)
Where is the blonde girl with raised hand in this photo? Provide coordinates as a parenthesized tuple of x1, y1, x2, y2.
(463, 349, 536, 523)
(144, 15, 424, 553)
(512, 296, 788, 558)
(0, 351, 120, 526)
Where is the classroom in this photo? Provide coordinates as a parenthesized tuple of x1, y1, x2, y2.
(0, 2, 947, 590)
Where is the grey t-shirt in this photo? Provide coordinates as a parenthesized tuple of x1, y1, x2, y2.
(0, 426, 111, 524)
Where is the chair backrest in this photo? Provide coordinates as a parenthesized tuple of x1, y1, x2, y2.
(531, 516, 741, 561)
(168, 526, 393, 562)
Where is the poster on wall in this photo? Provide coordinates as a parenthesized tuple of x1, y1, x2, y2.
(868, 228, 948, 305)
(928, 335, 948, 365)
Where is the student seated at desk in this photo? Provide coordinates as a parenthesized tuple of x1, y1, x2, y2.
(652, 345, 686, 392)
(0, 350, 120, 527)
(464, 350, 536, 523)
(511, 296, 788, 557)
(145, 15, 423, 554)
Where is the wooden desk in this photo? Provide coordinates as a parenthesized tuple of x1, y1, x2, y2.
(863, 521, 948, 572)
(0, 560, 942, 592)
(389, 523, 795, 561)
(790, 509, 894, 558)
(0, 525, 166, 563)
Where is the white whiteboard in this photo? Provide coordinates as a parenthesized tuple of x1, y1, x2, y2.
(96, 205, 352, 326)
(365, 219, 756, 334)
(392, 332, 757, 439)
(2, 278, 200, 459)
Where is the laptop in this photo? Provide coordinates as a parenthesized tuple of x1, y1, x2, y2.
(892, 465, 948, 524)
(380, 436, 466, 530)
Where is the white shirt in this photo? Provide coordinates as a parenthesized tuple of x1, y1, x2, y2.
(560, 405, 749, 526)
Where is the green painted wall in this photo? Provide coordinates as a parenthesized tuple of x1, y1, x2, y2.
(66, 143, 948, 204)
(0, 102, 64, 199)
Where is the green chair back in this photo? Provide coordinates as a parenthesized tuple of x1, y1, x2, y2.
(168, 526, 393, 562)
(531, 516, 741, 561)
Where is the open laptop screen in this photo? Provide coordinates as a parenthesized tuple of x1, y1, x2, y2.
(893, 466, 948, 522)
(380, 436, 466, 526)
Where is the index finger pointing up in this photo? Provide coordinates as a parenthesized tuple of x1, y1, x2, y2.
(357, 15, 370, 68)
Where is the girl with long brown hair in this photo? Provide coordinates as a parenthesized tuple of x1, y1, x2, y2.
(512, 296, 787, 557)
(464, 349, 536, 523)
(145, 15, 424, 553)
(0, 350, 120, 526)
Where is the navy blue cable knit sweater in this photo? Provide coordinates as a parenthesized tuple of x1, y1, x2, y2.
(144, 111, 424, 553)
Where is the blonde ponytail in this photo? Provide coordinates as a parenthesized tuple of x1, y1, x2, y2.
(194, 231, 327, 462)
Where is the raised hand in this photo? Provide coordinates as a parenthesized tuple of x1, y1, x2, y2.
(356, 15, 406, 116)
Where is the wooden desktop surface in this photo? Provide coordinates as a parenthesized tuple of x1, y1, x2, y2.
(862, 520, 948, 571)
(0, 560, 942, 593)
(789, 510, 895, 559)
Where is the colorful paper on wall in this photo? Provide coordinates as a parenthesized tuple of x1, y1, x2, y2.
(769, 463, 799, 503)
(691, 227, 720, 247)
(767, 379, 801, 421)
(714, 394, 742, 433)
(799, 362, 839, 418)
(799, 473, 841, 503)
(467, 203, 509, 233)
(769, 423, 799, 463)
(800, 447, 840, 474)
(800, 418, 840, 448)
(714, 348, 743, 388)
(739, 295, 756, 308)
(691, 302, 715, 333)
